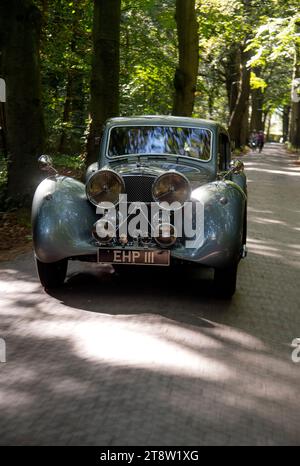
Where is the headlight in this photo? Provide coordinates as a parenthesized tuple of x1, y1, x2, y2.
(86, 169, 125, 206)
(152, 171, 191, 208)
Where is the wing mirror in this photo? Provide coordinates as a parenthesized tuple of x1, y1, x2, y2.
(38, 155, 57, 174)
(222, 160, 244, 180)
(229, 159, 244, 173)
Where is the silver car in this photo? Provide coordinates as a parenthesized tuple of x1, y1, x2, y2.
(32, 116, 247, 298)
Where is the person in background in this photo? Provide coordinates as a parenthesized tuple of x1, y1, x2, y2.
(257, 130, 265, 153)
(249, 130, 257, 151)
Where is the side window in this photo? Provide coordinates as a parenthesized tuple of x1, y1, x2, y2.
(218, 133, 230, 171)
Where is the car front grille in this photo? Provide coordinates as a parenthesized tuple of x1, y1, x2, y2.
(123, 175, 156, 203)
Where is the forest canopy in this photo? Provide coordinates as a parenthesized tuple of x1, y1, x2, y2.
(0, 0, 300, 206)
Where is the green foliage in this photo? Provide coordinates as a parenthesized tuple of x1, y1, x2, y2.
(52, 153, 85, 170)
(37, 0, 93, 154)
(38, 0, 178, 154)
(250, 72, 267, 91)
(194, 0, 297, 126)
(246, 15, 300, 66)
(27, 0, 300, 155)
(120, 0, 176, 115)
(1, 0, 299, 207)
(243, 1, 299, 121)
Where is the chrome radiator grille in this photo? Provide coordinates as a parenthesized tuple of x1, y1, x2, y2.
(123, 175, 156, 203)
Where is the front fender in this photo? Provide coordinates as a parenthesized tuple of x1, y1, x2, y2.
(172, 181, 246, 267)
(231, 171, 247, 192)
(32, 176, 98, 263)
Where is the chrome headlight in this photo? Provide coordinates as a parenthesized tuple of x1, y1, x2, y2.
(86, 169, 125, 206)
(152, 171, 191, 208)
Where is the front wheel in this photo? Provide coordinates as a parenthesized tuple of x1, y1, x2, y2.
(214, 263, 238, 298)
(35, 257, 68, 289)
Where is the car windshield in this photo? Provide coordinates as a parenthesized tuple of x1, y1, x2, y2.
(107, 126, 211, 161)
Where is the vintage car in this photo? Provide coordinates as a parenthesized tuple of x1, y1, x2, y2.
(32, 116, 247, 297)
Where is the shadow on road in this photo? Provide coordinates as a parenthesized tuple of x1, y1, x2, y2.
(53, 264, 222, 306)
(0, 327, 298, 446)
(0, 144, 300, 445)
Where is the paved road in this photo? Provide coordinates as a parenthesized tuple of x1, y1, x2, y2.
(0, 144, 300, 446)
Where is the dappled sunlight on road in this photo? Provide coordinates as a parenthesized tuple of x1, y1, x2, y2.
(0, 388, 35, 412)
(1, 257, 299, 444)
(0, 144, 300, 445)
(14, 317, 232, 379)
(251, 217, 287, 225)
(245, 147, 300, 271)
(0, 284, 299, 445)
(244, 164, 300, 177)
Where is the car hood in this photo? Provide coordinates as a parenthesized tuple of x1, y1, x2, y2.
(109, 160, 214, 190)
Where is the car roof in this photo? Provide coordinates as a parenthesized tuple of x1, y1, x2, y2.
(104, 115, 222, 131)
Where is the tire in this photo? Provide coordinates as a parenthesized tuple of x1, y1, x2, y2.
(242, 204, 247, 247)
(214, 263, 238, 298)
(35, 257, 68, 289)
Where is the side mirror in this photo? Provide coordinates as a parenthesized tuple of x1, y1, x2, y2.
(229, 159, 244, 173)
(222, 159, 244, 180)
(38, 155, 57, 174)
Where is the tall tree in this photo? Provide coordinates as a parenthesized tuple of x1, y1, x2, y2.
(228, 46, 251, 148)
(224, 44, 241, 117)
(282, 105, 291, 142)
(38, 0, 93, 155)
(289, 20, 300, 148)
(172, 0, 199, 116)
(86, 0, 121, 166)
(0, 0, 45, 205)
(246, 1, 299, 145)
(250, 68, 264, 132)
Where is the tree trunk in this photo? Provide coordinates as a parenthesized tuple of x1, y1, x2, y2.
(250, 88, 264, 132)
(86, 0, 121, 166)
(289, 22, 300, 149)
(240, 102, 249, 147)
(58, 72, 73, 154)
(208, 92, 214, 119)
(250, 68, 264, 133)
(172, 0, 199, 117)
(228, 47, 251, 149)
(0, 0, 45, 206)
(71, 72, 85, 127)
(224, 45, 241, 117)
(262, 109, 269, 132)
(266, 114, 272, 142)
(282, 105, 290, 142)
